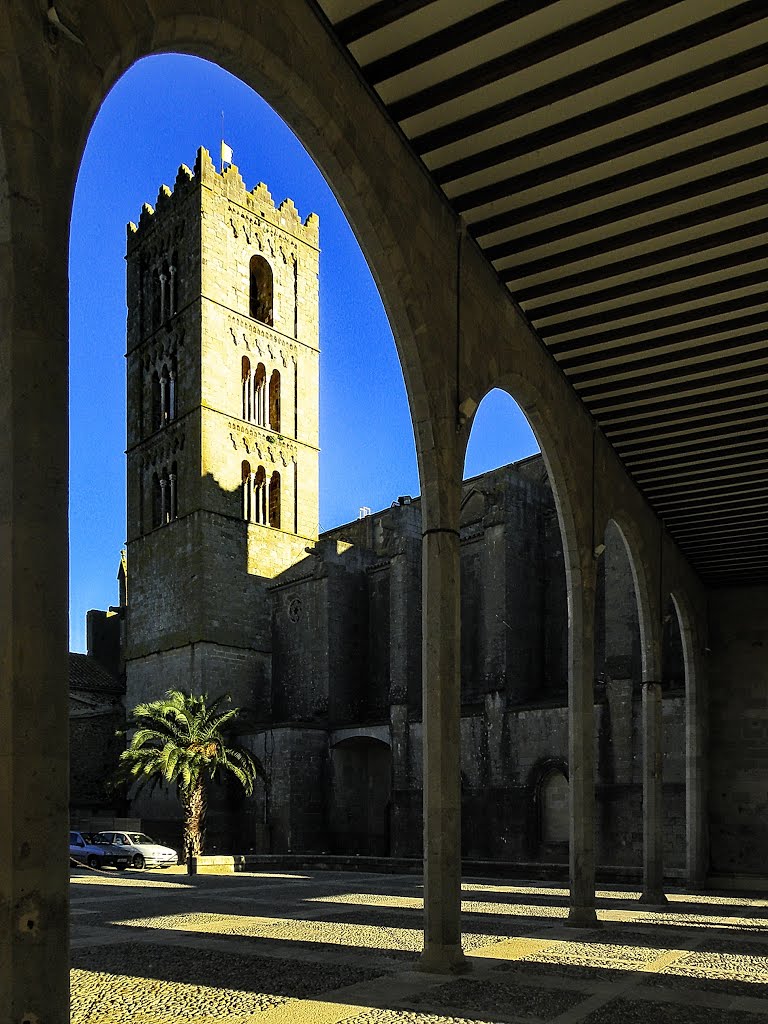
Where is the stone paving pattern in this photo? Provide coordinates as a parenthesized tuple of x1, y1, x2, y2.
(70, 869, 768, 1023)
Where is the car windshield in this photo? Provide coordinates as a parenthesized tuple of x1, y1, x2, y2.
(127, 833, 155, 845)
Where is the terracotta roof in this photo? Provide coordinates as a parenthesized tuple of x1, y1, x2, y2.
(69, 653, 124, 695)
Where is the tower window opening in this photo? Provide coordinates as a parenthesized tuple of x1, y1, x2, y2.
(269, 369, 281, 432)
(269, 470, 281, 529)
(254, 363, 267, 426)
(159, 261, 169, 324)
(293, 258, 298, 338)
(242, 356, 252, 421)
(151, 361, 175, 430)
(151, 371, 162, 431)
(160, 365, 170, 425)
(151, 267, 161, 328)
(254, 465, 267, 525)
(169, 461, 178, 522)
(249, 255, 273, 325)
(169, 250, 178, 317)
(151, 464, 178, 527)
(152, 471, 162, 528)
(168, 358, 176, 422)
(241, 459, 252, 520)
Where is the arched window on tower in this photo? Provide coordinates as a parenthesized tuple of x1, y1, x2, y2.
(254, 465, 266, 525)
(242, 356, 252, 421)
(159, 364, 170, 425)
(168, 357, 176, 422)
(249, 255, 273, 325)
(151, 371, 162, 431)
(151, 267, 161, 329)
(254, 363, 267, 426)
(152, 471, 162, 528)
(241, 459, 252, 520)
(169, 250, 178, 317)
(169, 461, 178, 522)
(269, 369, 281, 432)
(159, 260, 169, 324)
(293, 258, 299, 337)
(269, 471, 281, 529)
(151, 464, 178, 527)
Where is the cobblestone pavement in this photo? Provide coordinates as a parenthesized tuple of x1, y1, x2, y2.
(70, 869, 768, 1023)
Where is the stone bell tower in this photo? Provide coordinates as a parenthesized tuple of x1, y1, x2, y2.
(123, 147, 320, 722)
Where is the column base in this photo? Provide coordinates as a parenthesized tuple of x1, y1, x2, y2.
(418, 943, 472, 974)
(566, 906, 600, 928)
(639, 890, 668, 908)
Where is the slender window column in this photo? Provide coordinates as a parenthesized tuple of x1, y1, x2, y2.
(160, 372, 168, 424)
(168, 370, 176, 421)
(169, 472, 177, 521)
(169, 266, 176, 316)
(567, 561, 599, 927)
(159, 272, 167, 322)
(641, 678, 667, 904)
(419, 521, 468, 973)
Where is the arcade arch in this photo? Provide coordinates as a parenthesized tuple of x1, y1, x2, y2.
(0, 5, 711, 1012)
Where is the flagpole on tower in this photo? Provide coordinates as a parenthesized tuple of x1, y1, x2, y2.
(220, 110, 224, 173)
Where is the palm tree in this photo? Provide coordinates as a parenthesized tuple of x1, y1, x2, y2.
(116, 689, 266, 862)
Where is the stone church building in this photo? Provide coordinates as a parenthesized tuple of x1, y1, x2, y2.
(115, 149, 687, 872)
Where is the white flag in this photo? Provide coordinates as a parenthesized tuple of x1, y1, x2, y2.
(221, 141, 233, 166)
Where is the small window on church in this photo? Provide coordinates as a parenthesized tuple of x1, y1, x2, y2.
(249, 255, 273, 325)
(269, 470, 281, 529)
(269, 369, 281, 432)
(540, 770, 569, 845)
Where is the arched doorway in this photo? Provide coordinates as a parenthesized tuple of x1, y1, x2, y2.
(329, 737, 392, 856)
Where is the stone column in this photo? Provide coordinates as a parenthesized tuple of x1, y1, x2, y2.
(419, 525, 468, 972)
(0, 172, 70, 1022)
(685, 623, 708, 888)
(567, 560, 599, 927)
(640, 679, 667, 904)
(159, 271, 167, 322)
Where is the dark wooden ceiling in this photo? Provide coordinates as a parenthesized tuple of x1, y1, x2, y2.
(318, 0, 768, 587)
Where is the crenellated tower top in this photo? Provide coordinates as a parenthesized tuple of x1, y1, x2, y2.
(127, 146, 319, 249)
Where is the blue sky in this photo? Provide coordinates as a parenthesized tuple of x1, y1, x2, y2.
(69, 54, 538, 651)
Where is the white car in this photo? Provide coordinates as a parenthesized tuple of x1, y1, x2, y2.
(94, 830, 178, 869)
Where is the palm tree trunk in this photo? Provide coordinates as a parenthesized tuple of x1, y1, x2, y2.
(183, 780, 207, 862)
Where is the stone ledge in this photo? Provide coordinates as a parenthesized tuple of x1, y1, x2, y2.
(185, 854, 690, 882)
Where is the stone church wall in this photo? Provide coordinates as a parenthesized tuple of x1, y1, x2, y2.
(708, 586, 768, 877)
